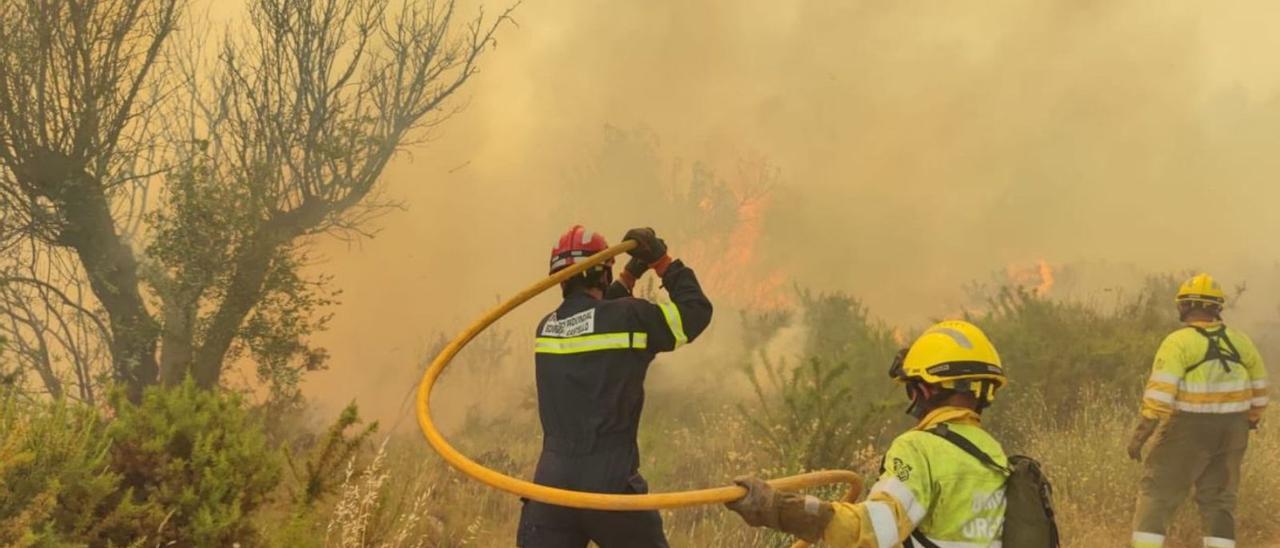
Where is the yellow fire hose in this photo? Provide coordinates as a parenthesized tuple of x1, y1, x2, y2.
(415, 240, 863, 547)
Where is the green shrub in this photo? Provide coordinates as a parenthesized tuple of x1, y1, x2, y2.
(106, 379, 281, 546)
(285, 402, 378, 507)
(742, 356, 892, 471)
(969, 283, 1179, 438)
(737, 290, 903, 471)
(0, 391, 148, 547)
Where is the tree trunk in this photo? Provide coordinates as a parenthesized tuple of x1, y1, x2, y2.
(25, 154, 159, 401)
(158, 292, 197, 386)
(190, 235, 277, 388)
(63, 196, 159, 401)
(189, 201, 324, 388)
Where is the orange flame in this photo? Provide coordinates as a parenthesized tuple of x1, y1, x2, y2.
(891, 327, 909, 347)
(1005, 259, 1055, 297)
(674, 156, 791, 311)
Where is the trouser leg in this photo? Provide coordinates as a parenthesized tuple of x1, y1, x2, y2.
(518, 500, 590, 548)
(582, 509, 668, 548)
(1132, 416, 1212, 546)
(582, 472, 669, 548)
(1194, 415, 1250, 547)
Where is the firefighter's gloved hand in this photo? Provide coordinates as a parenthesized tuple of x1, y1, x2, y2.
(726, 476, 779, 528)
(725, 475, 833, 543)
(624, 256, 649, 279)
(623, 227, 667, 263)
(1128, 417, 1158, 461)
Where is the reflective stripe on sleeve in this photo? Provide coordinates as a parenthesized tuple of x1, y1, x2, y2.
(1252, 397, 1270, 407)
(1203, 537, 1236, 547)
(1132, 531, 1165, 547)
(869, 477, 926, 525)
(1151, 371, 1182, 384)
(865, 501, 900, 548)
(1173, 401, 1251, 414)
(535, 332, 648, 354)
(1144, 389, 1175, 404)
(1253, 379, 1269, 390)
(657, 301, 688, 347)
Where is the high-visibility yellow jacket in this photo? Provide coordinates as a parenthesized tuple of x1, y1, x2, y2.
(822, 406, 1007, 548)
(1140, 321, 1269, 422)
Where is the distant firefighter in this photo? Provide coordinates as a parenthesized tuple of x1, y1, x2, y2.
(516, 226, 713, 548)
(1129, 274, 1269, 548)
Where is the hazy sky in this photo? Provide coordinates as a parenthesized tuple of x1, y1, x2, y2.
(198, 1, 1280, 422)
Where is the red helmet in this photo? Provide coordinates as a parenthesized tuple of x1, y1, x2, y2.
(550, 225, 613, 275)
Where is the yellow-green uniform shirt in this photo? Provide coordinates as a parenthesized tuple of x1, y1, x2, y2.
(1141, 321, 1269, 422)
(821, 407, 1008, 548)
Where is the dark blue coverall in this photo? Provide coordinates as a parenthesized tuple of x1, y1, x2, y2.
(516, 259, 713, 547)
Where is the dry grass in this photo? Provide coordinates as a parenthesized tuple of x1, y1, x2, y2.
(334, 391, 1280, 548)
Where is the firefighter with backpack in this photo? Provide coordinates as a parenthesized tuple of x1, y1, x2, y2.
(1129, 274, 1269, 548)
(725, 320, 1059, 547)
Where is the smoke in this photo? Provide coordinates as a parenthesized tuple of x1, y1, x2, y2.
(257, 1, 1280, 424)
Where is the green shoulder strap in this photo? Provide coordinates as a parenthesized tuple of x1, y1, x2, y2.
(926, 423, 1008, 473)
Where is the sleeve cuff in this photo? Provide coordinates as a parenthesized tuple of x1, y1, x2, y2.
(651, 255, 674, 277)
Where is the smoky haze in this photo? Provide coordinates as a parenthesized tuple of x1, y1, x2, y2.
(243, 1, 1280, 425)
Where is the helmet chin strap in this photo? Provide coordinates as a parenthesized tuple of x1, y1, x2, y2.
(906, 381, 988, 419)
(905, 382, 950, 419)
(602, 266, 614, 289)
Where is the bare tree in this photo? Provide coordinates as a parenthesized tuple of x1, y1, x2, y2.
(147, 0, 514, 392)
(0, 0, 514, 400)
(0, 0, 183, 401)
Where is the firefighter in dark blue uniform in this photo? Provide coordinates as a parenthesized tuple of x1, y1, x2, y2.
(516, 226, 714, 548)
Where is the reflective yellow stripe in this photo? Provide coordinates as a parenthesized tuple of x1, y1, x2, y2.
(1167, 379, 1256, 410)
(1174, 401, 1251, 413)
(657, 301, 688, 347)
(535, 332, 648, 354)
(1180, 380, 1250, 394)
(1177, 390, 1254, 404)
(1161, 377, 1261, 412)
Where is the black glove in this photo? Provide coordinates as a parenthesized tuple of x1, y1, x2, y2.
(624, 256, 649, 279)
(623, 227, 667, 263)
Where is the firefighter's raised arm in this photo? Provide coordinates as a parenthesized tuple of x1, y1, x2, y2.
(616, 227, 713, 353)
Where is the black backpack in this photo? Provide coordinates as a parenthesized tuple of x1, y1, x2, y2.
(907, 424, 1060, 548)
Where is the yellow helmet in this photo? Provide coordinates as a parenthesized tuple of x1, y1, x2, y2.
(1175, 273, 1225, 307)
(890, 320, 1007, 403)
